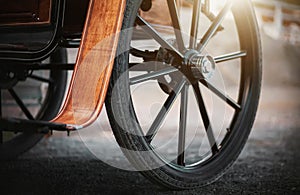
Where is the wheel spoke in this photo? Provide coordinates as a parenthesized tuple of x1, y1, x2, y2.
(136, 15, 184, 59)
(197, 0, 233, 53)
(167, 0, 185, 52)
(8, 88, 34, 120)
(146, 79, 187, 142)
(189, 0, 201, 49)
(177, 84, 189, 166)
(199, 79, 241, 111)
(28, 74, 53, 83)
(130, 67, 178, 85)
(214, 51, 247, 63)
(192, 83, 218, 154)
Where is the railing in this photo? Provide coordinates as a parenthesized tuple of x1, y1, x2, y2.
(253, 0, 300, 45)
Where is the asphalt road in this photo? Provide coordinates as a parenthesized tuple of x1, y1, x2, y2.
(1, 30, 300, 195)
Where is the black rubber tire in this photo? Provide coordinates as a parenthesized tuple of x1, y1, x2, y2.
(106, 0, 261, 189)
(0, 47, 68, 159)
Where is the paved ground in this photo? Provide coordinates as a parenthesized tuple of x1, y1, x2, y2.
(1, 17, 300, 195)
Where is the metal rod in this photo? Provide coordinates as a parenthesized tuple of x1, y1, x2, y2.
(189, 0, 201, 49)
(192, 83, 219, 154)
(28, 63, 75, 70)
(0, 117, 70, 133)
(130, 67, 178, 85)
(8, 88, 34, 120)
(214, 51, 247, 63)
(199, 79, 241, 111)
(28, 75, 53, 84)
(167, 0, 186, 52)
(177, 83, 189, 166)
(146, 79, 187, 142)
(136, 15, 184, 59)
(197, 0, 233, 53)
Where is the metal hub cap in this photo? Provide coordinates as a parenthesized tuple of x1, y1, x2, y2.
(186, 50, 216, 80)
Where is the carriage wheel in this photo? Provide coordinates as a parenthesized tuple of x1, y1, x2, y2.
(106, 0, 261, 189)
(0, 48, 68, 159)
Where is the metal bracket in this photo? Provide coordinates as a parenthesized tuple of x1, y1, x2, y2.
(0, 118, 79, 133)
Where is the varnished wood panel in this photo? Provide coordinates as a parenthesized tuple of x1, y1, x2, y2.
(52, 0, 126, 128)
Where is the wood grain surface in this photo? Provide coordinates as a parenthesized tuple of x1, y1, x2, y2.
(52, 0, 126, 128)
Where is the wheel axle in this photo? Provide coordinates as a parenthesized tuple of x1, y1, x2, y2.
(187, 53, 215, 80)
(0, 117, 80, 133)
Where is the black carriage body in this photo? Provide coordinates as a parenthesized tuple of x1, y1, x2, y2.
(0, 0, 90, 62)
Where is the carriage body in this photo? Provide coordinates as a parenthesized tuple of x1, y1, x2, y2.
(0, 0, 263, 189)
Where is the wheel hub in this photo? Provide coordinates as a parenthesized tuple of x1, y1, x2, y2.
(0, 69, 18, 89)
(185, 50, 216, 80)
(0, 67, 29, 89)
(156, 42, 216, 93)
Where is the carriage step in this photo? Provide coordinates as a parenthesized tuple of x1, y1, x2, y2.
(0, 118, 79, 133)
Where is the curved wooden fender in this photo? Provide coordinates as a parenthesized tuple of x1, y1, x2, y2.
(52, 0, 126, 129)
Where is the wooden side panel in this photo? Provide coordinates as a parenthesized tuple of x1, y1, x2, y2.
(52, 0, 126, 128)
(0, 0, 52, 26)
